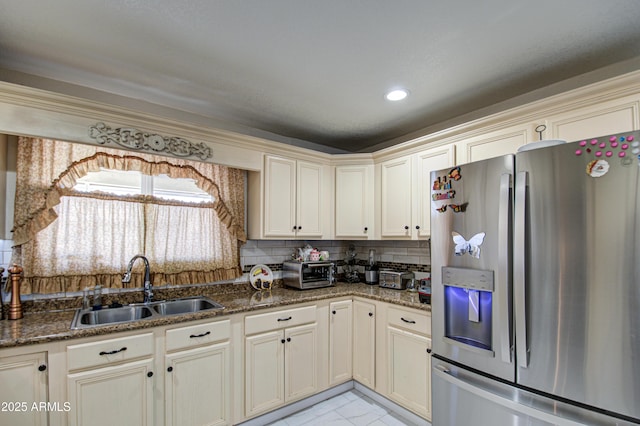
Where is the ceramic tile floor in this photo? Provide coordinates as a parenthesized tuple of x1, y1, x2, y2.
(267, 390, 429, 426)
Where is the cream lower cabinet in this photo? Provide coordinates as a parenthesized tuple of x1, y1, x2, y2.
(352, 298, 375, 389)
(244, 306, 318, 418)
(0, 350, 49, 426)
(329, 300, 352, 385)
(164, 320, 231, 426)
(385, 306, 432, 421)
(66, 332, 155, 426)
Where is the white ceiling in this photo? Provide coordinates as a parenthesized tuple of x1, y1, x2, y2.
(1, 0, 640, 153)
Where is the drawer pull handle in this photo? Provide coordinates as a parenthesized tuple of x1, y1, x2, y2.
(400, 317, 416, 324)
(189, 331, 211, 338)
(99, 347, 127, 356)
(277, 316, 292, 322)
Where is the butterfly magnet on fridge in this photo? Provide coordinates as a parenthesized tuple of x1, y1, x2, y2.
(452, 231, 486, 259)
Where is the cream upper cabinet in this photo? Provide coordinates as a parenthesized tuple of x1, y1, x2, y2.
(262, 155, 327, 239)
(329, 300, 353, 385)
(334, 165, 374, 239)
(164, 320, 231, 426)
(544, 94, 640, 142)
(380, 155, 413, 238)
(352, 298, 376, 389)
(413, 145, 456, 238)
(380, 146, 455, 239)
(455, 123, 533, 164)
(0, 350, 49, 426)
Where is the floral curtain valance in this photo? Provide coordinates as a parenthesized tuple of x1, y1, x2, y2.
(11, 137, 247, 294)
(12, 150, 247, 246)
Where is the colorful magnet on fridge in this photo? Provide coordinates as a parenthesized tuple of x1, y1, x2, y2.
(449, 202, 468, 213)
(448, 167, 462, 181)
(432, 190, 456, 201)
(586, 159, 610, 177)
(435, 205, 447, 213)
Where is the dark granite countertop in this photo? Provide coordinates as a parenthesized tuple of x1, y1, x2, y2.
(0, 282, 430, 349)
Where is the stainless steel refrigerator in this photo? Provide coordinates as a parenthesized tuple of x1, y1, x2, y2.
(430, 131, 640, 425)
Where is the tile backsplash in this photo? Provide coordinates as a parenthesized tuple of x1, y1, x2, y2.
(1, 238, 431, 301)
(240, 239, 430, 278)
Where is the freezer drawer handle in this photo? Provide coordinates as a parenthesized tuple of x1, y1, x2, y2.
(401, 317, 416, 324)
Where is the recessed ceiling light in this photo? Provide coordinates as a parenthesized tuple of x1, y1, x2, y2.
(385, 89, 409, 101)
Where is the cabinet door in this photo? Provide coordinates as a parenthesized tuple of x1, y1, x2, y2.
(264, 155, 296, 237)
(414, 145, 455, 238)
(381, 156, 412, 238)
(245, 330, 285, 417)
(0, 351, 48, 426)
(329, 300, 353, 385)
(284, 323, 318, 402)
(387, 326, 431, 420)
(352, 300, 375, 389)
(335, 165, 373, 238)
(67, 358, 155, 426)
(456, 124, 531, 164)
(296, 161, 323, 238)
(165, 342, 230, 426)
(546, 95, 639, 142)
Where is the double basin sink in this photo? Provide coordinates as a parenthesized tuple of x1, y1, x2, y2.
(70, 296, 224, 329)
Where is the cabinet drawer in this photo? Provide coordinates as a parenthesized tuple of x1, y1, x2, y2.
(245, 305, 316, 335)
(67, 332, 154, 371)
(387, 306, 431, 336)
(165, 319, 230, 352)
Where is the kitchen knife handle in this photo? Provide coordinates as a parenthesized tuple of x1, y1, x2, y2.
(514, 171, 529, 368)
(497, 173, 512, 364)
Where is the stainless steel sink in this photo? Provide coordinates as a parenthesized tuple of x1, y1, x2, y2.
(151, 296, 224, 316)
(70, 296, 224, 329)
(71, 305, 155, 329)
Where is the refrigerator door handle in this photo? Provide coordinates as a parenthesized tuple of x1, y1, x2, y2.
(514, 171, 529, 368)
(497, 173, 512, 364)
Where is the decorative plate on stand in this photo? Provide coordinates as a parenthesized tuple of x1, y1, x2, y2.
(250, 264, 273, 290)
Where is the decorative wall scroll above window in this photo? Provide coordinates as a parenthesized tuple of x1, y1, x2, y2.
(89, 122, 213, 160)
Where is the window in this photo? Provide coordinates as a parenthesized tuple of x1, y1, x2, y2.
(12, 137, 246, 294)
(74, 168, 215, 203)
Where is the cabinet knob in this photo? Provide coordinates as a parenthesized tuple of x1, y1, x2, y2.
(38, 364, 47, 372)
(281, 339, 286, 344)
(427, 348, 432, 354)
(364, 227, 368, 232)
(167, 366, 173, 372)
(147, 371, 154, 378)
(332, 310, 336, 315)
(415, 225, 420, 230)
(404, 225, 409, 230)
(287, 337, 291, 342)
(368, 312, 373, 317)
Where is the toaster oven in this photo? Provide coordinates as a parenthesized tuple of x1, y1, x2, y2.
(283, 261, 335, 290)
(379, 270, 414, 290)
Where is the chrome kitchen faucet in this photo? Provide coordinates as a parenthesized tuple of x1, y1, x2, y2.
(122, 255, 153, 303)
